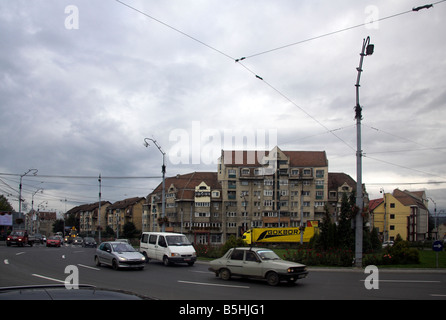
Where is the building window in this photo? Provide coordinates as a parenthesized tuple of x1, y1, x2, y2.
(241, 169, 250, 175)
(264, 200, 273, 207)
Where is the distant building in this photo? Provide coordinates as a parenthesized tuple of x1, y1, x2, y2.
(147, 172, 221, 244)
(371, 189, 429, 241)
(218, 146, 329, 241)
(106, 197, 145, 237)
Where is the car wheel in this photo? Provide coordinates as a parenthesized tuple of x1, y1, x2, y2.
(94, 256, 102, 267)
(112, 259, 119, 270)
(163, 256, 171, 266)
(219, 268, 231, 281)
(266, 272, 280, 286)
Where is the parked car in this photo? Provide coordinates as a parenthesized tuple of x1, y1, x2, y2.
(382, 241, 394, 248)
(209, 247, 308, 286)
(140, 232, 196, 266)
(82, 237, 97, 248)
(95, 241, 145, 270)
(46, 236, 61, 247)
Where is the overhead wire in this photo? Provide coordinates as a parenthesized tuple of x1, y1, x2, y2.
(114, 0, 446, 187)
(237, 0, 446, 61)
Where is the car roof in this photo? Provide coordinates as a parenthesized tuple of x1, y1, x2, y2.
(232, 247, 272, 251)
(141, 232, 186, 236)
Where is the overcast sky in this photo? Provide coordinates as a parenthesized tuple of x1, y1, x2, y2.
(1, 0, 445, 215)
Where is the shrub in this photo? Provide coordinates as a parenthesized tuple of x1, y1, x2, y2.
(283, 247, 353, 267)
(380, 240, 420, 265)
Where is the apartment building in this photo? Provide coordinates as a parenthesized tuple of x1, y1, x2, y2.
(70, 201, 111, 236)
(371, 189, 429, 241)
(105, 197, 145, 237)
(218, 146, 329, 240)
(147, 172, 222, 244)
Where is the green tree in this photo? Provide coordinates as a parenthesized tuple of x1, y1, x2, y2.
(337, 192, 355, 250)
(52, 219, 65, 234)
(0, 195, 13, 211)
(316, 205, 337, 250)
(122, 222, 139, 239)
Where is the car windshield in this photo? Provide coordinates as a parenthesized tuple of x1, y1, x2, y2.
(11, 231, 24, 236)
(257, 250, 281, 261)
(112, 243, 135, 252)
(48, 236, 59, 240)
(166, 235, 191, 246)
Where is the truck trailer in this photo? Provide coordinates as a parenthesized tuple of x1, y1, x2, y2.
(242, 221, 318, 245)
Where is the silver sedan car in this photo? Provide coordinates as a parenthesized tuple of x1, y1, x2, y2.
(209, 247, 308, 286)
(95, 241, 145, 270)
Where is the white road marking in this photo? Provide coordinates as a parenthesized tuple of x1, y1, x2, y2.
(360, 279, 440, 283)
(16, 252, 25, 256)
(32, 273, 65, 284)
(78, 264, 100, 271)
(178, 280, 250, 289)
(4, 259, 9, 264)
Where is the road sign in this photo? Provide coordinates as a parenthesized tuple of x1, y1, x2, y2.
(432, 240, 443, 252)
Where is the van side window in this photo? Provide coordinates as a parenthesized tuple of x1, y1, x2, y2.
(149, 235, 157, 245)
(230, 249, 244, 261)
(158, 236, 167, 247)
(141, 234, 149, 243)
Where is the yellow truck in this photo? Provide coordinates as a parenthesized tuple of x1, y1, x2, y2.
(242, 221, 318, 245)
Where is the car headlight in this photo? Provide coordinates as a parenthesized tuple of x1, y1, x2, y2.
(118, 256, 128, 261)
(171, 253, 180, 257)
(287, 268, 294, 273)
(141, 256, 146, 261)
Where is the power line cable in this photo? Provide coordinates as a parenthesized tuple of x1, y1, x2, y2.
(237, 1, 446, 60)
(114, 0, 235, 61)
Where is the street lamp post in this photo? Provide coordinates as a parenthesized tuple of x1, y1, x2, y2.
(144, 138, 166, 232)
(18, 169, 38, 229)
(354, 36, 374, 267)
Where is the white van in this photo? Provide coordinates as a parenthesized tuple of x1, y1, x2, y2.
(140, 232, 197, 266)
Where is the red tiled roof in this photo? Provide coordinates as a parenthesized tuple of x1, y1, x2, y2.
(221, 149, 328, 167)
(368, 198, 384, 212)
(151, 172, 220, 201)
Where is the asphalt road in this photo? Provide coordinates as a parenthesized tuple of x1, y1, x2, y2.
(1, 244, 446, 300)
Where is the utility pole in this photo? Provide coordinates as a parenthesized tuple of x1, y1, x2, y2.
(354, 36, 374, 267)
(144, 138, 166, 232)
(98, 174, 102, 243)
